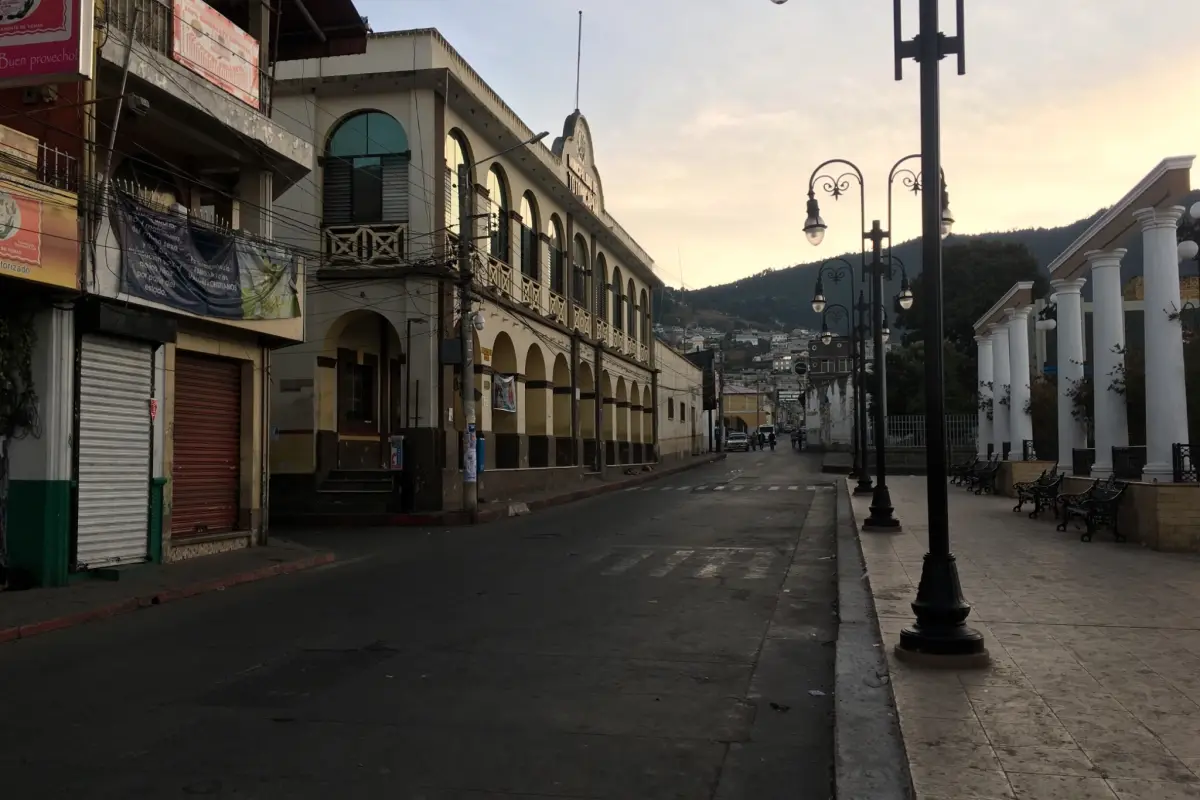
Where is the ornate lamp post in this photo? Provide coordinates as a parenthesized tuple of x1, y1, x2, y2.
(812, 258, 870, 493)
(803, 157, 951, 531)
(778, 0, 988, 664)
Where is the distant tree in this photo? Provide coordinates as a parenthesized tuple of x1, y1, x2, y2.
(896, 239, 1047, 354)
(868, 339, 974, 417)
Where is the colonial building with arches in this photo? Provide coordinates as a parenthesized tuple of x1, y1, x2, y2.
(268, 29, 703, 517)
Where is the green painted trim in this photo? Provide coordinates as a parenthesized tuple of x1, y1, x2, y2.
(149, 477, 169, 564)
(7, 479, 71, 588)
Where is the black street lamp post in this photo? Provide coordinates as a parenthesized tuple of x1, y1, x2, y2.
(812, 258, 871, 494)
(783, 0, 987, 663)
(889, 0, 988, 663)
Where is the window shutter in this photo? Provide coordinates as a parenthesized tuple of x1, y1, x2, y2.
(541, 239, 551, 286)
(381, 155, 409, 222)
(323, 159, 352, 225)
(444, 165, 453, 232)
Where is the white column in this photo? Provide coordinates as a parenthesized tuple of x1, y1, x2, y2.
(990, 322, 1011, 458)
(1134, 206, 1190, 479)
(1083, 251, 1128, 477)
(1007, 307, 1034, 453)
(976, 334, 993, 458)
(1051, 278, 1088, 474)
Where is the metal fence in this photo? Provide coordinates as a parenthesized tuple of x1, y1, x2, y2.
(867, 414, 978, 449)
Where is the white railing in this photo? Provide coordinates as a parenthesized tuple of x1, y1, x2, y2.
(480, 257, 514, 300)
(869, 414, 978, 448)
(624, 333, 635, 356)
(597, 319, 611, 348)
(548, 291, 567, 322)
(638, 343, 649, 364)
(323, 223, 407, 266)
(573, 305, 592, 335)
(519, 273, 541, 308)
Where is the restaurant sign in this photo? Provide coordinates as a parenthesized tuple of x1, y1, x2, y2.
(172, 0, 261, 109)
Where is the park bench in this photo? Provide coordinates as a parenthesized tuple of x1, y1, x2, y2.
(1013, 467, 1062, 518)
(968, 457, 1002, 496)
(950, 455, 980, 486)
(1056, 476, 1128, 543)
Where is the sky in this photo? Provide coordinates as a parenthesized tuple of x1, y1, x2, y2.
(356, 0, 1199, 290)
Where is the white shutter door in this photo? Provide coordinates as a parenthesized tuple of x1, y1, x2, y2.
(76, 335, 153, 568)
(381, 155, 409, 222)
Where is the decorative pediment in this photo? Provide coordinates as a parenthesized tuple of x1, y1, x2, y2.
(552, 111, 604, 215)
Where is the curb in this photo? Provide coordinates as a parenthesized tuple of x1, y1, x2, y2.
(273, 454, 728, 529)
(833, 480, 915, 800)
(0, 552, 335, 646)
(483, 452, 728, 521)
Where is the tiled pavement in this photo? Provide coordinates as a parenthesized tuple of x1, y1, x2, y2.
(850, 476, 1200, 800)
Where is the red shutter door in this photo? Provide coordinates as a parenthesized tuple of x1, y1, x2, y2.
(172, 353, 242, 538)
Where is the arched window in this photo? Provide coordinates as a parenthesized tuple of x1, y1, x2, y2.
(444, 132, 469, 235)
(325, 111, 409, 226)
(487, 165, 510, 261)
(573, 235, 589, 310)
(611, 266, 624, 331)
(548, 215, 565, 294)
(595, 254, 609, 320)
(627, 279, 637, 339)
(519, 193, 539, 279)
(640, 288, 649, 342)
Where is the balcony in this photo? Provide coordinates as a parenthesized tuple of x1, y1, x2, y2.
(322, 223, 408, 270)
(97, 0, 310, 182)
(573, 306, 592, 336)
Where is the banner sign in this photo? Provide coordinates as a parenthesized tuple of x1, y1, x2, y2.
(492, 374, 517, 413)
(0, 0, 93, 86)
(113, 192, 298, 320)
(0, 178, 78, 289)
(172, 0, 261, 108)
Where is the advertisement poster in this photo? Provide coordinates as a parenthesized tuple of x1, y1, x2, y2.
(492, 374, 517, 413)
(0, 0, 93, 86)
(0, 181, 79, 289)
(464, 423, 477, 483)
(172, 0, 261, 108)
(113, 191, 298, 320)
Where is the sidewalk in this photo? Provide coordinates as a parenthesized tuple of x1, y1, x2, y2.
(0, 538, 334, 645)
(850, 476, 1200, 800)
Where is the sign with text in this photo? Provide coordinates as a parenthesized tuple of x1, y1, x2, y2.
(172, 0, 260, 108)
(0, 0, 94, 86)
(113, 192, 298, 320)
(0, 176, 78, 289)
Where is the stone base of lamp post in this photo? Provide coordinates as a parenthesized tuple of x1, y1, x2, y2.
(853, 475, 874, 495)
(862, 483, 902, 532)
(895, 552, 990, 668)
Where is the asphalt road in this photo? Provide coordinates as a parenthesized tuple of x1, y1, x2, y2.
(0, 448, 837, 799)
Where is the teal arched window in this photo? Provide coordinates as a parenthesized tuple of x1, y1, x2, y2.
(324, 111, 410, 226)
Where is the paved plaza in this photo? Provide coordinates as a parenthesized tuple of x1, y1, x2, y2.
(851, 476, 1200, 800)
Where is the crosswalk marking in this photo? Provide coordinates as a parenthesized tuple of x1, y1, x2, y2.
(788, 485, 799, 491)
(695, 550, 731, 578)
(649, 549, 693, 577)
(769, 486, 780, 491)
(677, 486, 691, 491)
(590, 546, 779, 580)
(744, 550, 774, 580)
(624, 483, 829, 493)
(602, 551, 653, 575)
(714, 485, 726, 491)
(733, 486, 744, 491)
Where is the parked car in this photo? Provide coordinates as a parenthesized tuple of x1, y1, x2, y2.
(726, 432, 750, 452)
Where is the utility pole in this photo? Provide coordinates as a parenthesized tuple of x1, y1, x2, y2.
(458, 163, 477, 515)
(716, 347, 725, 451)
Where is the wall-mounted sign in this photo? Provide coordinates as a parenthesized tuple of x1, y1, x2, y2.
(172, 0, 261, 109)
(0, 0, 94, 86)
(113, 191, 298, 320)
(0, 176, 79, 289)
(492, 374, 517, 413)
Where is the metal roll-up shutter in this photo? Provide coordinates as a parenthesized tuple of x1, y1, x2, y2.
(172, 353, 242, 538)
(76, 335, 154, 569)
